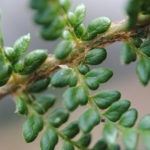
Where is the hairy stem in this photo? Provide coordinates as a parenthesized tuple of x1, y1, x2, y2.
(0, 16, 149, 100)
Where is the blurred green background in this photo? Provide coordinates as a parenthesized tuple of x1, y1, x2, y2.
(0, 0, 149, 149)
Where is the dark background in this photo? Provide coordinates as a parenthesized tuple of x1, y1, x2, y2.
(0, 0, 149, 149)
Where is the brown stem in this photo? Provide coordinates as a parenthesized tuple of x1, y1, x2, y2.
(0, 16, 150, 100)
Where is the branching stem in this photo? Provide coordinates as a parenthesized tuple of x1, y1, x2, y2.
(0, 15, 149, 100)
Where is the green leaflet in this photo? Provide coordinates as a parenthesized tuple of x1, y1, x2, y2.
(82, 17, 111, 41)
(23, 49, 48, 73)
(16, 97, 28, 115)
(85, 48, 107, 65)
(136, 56, 150, 86)
(123, 129, 138, 150)
(51, 68, 71, 87)
(47, 108, 69, 128)
(74, 24, 85, 38)
(28, 77, 50, 93)
(68, 3, 86, 27)
(5, 34, 31, 64)
(62, 141, 74, 150)
(0, 63, 12, 86)
(51, 68, 77, 87)
(40, 129, 58, 150)
(69, 71, 78, 87)
(63, 87, 78, 111)
(103, 123, 118, 145)
(138, 114, 150, 131)
(0, 54, 12, 86)
(85, 68, 113, 90)
(104, 100, 131, 122)
(126, 0, 140, 29)
(55, 40, 73, 60)
(140, 40, 150, 57)
(76, 86, 88, 105)
(141, 131, 150, 150)
(140, 1, 150, 14)
(126, 0, 150, 28)
(33, 6, 57, 25)
(40, 16, 65, 40)
(17, 49, 48, 75)
(30, 0, 49, 10)
(23, 114, 43, 143)
(93, 90, 121, 109)
(13, 60, 24, 73)
(78, 64, 90, 75)
(131, 37, 142, 48)
(74, 3, 86, 26)
(32, 94, 56, 114)
(61, 121, 79, 139)
(92, 139, 108, 150)
(63, 86, 88, 111)
(62, 30, 73, 40)
(85, 68, 113, 83)
(120, 43, 136, 64)
(126, 0, 150, 29)
(77, 133, 91, 147)
(4, 47, 17, 64)
(79, 108, 100, 133)
(59, 0, 71, 12)
(68, 12, 77, 27)
(119, 108, 138, 128)
(85, 77, 99, 90)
